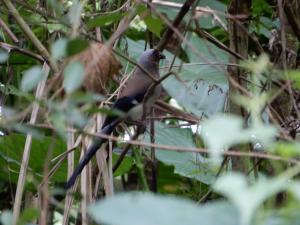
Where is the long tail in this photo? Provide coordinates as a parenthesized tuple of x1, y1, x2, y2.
(64, 120, 118, 190)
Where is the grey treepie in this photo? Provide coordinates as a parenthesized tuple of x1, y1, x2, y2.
(64, 49, 165, 190)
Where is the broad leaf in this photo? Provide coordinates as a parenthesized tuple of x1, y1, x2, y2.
(20, 66, 45, 91)
(89, 192, 238, 225)
(144, 15, 163, 37)
(146, 122, 217, 185)
(201, 114, 277, 163)
(0, 134, 67, 185)
(63, 61, 85, 94)
(162, 36, 229, 117)
(68, 0, 82, 28)
(0, 50, 8, 63)
(0, 210, 13, 225)
(51, 38, 68, 60)
(214, 173, 288, 225)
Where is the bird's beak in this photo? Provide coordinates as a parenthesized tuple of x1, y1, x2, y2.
(159, 52, 166, 59)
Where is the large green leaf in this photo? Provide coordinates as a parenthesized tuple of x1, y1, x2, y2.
(145, 123, 217, 185)
(156, 0, 226, 29)
(0, 134, 67, 186)
(123, 37, 228, 118)
(89, 192, 238, 225)
(197, 0, 227, 29)
(162, 36, 229, 117)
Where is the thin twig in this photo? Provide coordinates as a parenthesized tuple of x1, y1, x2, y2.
(0, 42, 44, 62)
(1, 0, 58, 71)
(12, 63, 50, 225)
(0, 18, 18, 43)
(33, 124, 300, 165)
(156, 0, 197, 51)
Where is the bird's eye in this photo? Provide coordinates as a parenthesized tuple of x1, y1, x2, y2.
(153, 49, 160, 58)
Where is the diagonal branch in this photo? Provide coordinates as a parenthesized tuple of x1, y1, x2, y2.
(155, 0, 197, 51)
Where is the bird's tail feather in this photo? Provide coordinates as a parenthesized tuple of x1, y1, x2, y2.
(64, 121, 118, 190)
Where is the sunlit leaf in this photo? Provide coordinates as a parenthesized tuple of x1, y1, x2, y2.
(68, 0, 82, 27)
(232, 93, 269, 124)
(0, 210, 13, 225)
(201, 114, 277, 163)
(63, 106, 87, 128)
(51, 38, 68, 60)
(241, 54, 270, 75)
(214, 173, 287, 225)
(63, 61, 84, 94)
(89, 192, 238, 225)
(0, 50, 8, 63)
(20, 66, 45, 91)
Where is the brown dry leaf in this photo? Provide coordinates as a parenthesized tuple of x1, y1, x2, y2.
(75, 42, 121, 94)
(48, 42, 121, 95)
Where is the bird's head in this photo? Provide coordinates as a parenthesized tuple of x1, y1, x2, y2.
(138, 49, 165, 66)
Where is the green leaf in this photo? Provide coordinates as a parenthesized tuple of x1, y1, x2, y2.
(214, 173, 288, 225)
(288, 182, 300, 203)
(146, 122, 217, 185)
(198, 0, 227, 29)
(87, 12, 123, 28)
(144, 15, 162, 37)
(112, 153, 134, 177)
(162, 36, 229, 117)
(0, 134, 67, 185)
(18, 208, 39, 225)
(287, 70, 300, 89)
(63, 61, 85, 94)
(51, 38, 68, 60)
(63, 106, 88, 128)
(66, 38, 89, 56)
(252, 0, 272, 16)
(241, 54, 270, 75)
(89, 192, 238, 225)
(0, 210, 13, 225)
(136, 4, 147, 15)
(272, 141, 300, 157)
(0, 50, 9, 63)
(201, 114, 277, 163)
(20, 65, 45, 91)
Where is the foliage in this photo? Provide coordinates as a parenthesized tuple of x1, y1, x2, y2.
(0, 0, 300, 225)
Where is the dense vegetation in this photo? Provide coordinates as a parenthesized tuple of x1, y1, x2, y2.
(1, 0, 300, 224)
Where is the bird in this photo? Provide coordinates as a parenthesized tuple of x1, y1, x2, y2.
(64, 48, 165, 190)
